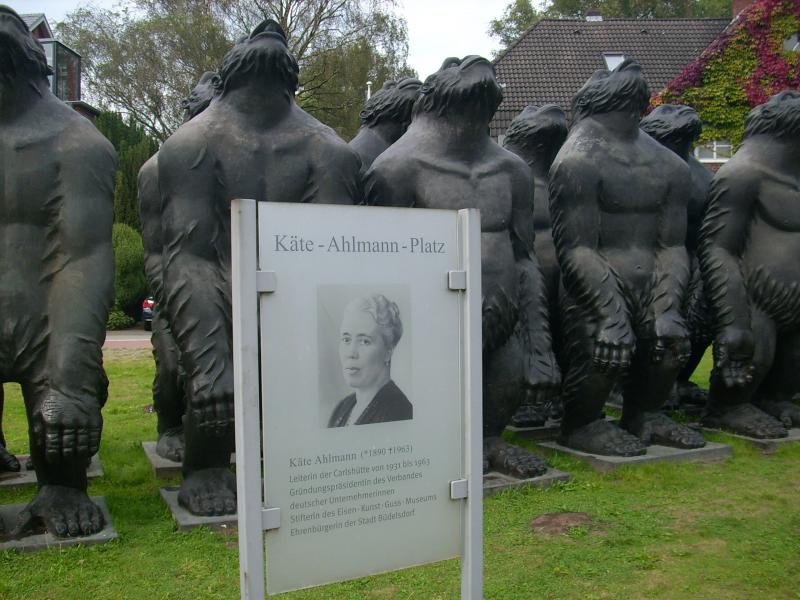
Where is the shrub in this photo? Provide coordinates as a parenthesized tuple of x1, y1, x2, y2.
(107, 309, 135, 330)
(113, 223, 148, 318)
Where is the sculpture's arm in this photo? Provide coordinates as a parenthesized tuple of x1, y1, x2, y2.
(509, 163, 559, 392)
(158, 132, 233, 431)
(699, 169, 757, 386)
(39, 133, 116, 461)
(549, 156, 633, 370)
(138, 155, 164, 304)
(650, 169, 692, 362)
(312, 142, 362, 205)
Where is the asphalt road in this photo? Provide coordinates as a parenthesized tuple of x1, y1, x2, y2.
(104, 328, 152, 349)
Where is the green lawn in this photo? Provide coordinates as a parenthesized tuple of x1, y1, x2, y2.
(1, 350, 799, 599)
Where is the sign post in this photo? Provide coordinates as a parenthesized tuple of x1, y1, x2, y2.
(232, 199, 482, 598)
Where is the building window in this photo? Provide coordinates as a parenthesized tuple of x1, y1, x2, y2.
(37, 39, 81, 102)
(694, 140, 733, 163)
(784, 32, 799, 52)
(603, 53, 625, 70)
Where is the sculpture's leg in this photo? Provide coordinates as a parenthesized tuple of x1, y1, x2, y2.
(621, 338, 705, 448)
(14, 379, 104, 538)
(558, 300, 646, 456)
(178, 409, 236, 516)
(703, 309, 787, 438)
(483, 335, 549, 478)
(754, 327, 800, 427)
(151, 310, 186, 462)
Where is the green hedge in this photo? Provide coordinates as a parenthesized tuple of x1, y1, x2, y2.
(112, 223, 148, 319)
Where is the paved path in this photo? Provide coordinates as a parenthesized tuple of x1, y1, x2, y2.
(104, 329, 152, 349)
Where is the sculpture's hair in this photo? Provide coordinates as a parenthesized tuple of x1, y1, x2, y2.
(640, 104, 702, 146)
(182, 71, 220, 122)
(0, 5, 52, 85)
(346, 294, 403, 350)
(743, 90, 800, 140)
(503, 104, 568, 155)
(572, 59, 650, 123)
(216, 19, 298, 95)
(360, 77, 422, 127)
(413, 56, 503, 120)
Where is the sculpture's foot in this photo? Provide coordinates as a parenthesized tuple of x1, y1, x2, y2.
(10, 485, 104, 538)
(623, 411, 706, 449)
(0, 445, 20, 472)
(509, 404, 547, 428)
(178, 468, 236, 516)
(484, 437, 548, 478)
(675, 381, 708, 406)
(560, 419, 646, 457)
(755, 400, 800, 429)
(702, 403, 788, 439)
(156, 427, 185, 463)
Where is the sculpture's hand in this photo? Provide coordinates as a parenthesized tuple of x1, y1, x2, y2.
(31, 391, 102, 463)
(524, 352, 561, 406)
(713, 326, 755, 388)
(593, 318, 634, 372)
(188, 366, 234, 437)
(652, 312, 691, 366)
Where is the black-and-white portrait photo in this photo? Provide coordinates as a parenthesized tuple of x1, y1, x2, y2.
(318, 286, 412, 428)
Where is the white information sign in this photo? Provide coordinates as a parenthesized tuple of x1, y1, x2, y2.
(232, 200, 482, 598)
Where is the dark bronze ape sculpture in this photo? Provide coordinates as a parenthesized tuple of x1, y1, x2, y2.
(701, 90, 800, 438)
(139, 72, 220, 463)
(349, 77, 422, 171)
(502, 105, 568, 427)
(0, 6, 114, 536)
(157, 20, 361, 515)
(640, 104, 714, 408)
(366, 56, 560, 477)
(550, 60, 705, 456)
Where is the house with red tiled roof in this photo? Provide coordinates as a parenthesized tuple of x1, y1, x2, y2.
(490, 14, 730, 139)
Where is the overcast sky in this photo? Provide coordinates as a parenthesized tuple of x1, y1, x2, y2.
(17, 0, 509, 78)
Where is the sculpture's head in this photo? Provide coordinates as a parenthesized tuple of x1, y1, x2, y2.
(743, 90, 800, 141)
(413, 55, 503, 123)
(503, 104, 568, 164)
(639, 104, 702, 157)
(217, 19, 299, 97)
(0, 5, 51, 89)
(572, 59, 650, 123)
(360, 76, 422, 135)
(182, 71, 220, 122)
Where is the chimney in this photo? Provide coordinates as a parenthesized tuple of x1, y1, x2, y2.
(732, 0, 754, 18)
(586, 9, 603, 21)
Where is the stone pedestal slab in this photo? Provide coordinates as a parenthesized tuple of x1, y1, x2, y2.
(159, 486, 237, 531)
(483, 468, 570, 496)
(0, 497, 117, 552)
(537, 441, 732, 473)
(702, 427, 800, 453)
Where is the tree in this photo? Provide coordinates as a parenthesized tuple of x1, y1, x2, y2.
(546, 0, 732, 18)
(58, 0, 412, 141)
(94, 111, 159, 231)
(489, 0, 544, 55)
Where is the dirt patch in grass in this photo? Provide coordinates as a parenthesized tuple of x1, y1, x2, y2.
(529, 512, 594, 535)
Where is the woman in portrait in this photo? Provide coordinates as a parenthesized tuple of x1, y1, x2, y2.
(328, 294, 412, 427)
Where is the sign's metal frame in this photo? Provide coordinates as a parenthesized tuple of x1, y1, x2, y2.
(231, 198, 483, 599)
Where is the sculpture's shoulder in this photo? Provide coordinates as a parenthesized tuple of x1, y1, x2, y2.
(713, 148, 761, 190)
(138, 153, 160, 200)
(158, 117, 213, 175)
(53, 113, 117, 180)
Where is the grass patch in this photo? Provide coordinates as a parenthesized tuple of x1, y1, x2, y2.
(1, 351, 799, 599)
